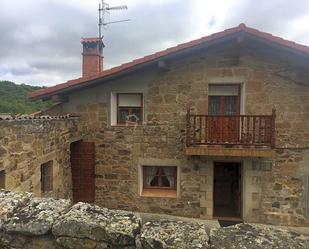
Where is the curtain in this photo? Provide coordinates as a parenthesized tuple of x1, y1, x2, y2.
(224, 96, 237, 115)
(146, 167, 157, 186)
(163, 167, 175, 187)
(209, 96, 220, 115)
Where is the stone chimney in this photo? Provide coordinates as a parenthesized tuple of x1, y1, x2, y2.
(81, 38, 104, 77)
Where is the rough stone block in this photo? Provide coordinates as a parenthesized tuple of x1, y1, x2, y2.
(52, 202, 141, 247)
(0, 190, 33, 227)
(2, 196, 71, 235)
(200, 183, 211, 192)
(200, 199, 212, 208)
(206, 207, 213, 216)
(136, 220, 209, 249)
(209, 223, 309, 249)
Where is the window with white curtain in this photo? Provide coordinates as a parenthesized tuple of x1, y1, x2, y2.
(117, 93, 143, 125)
(143, 166, 177, 189)
(208, 84, 240, 115)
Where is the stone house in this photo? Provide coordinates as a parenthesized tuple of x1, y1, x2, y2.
(5, 23, 309, 226)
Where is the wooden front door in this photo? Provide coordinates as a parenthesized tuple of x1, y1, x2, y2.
(208, 94, 240, 143)
(213, 162, 242, 218)
(70, 141, 95, 203)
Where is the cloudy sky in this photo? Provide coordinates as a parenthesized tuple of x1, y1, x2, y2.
(0, 0, 308, 86)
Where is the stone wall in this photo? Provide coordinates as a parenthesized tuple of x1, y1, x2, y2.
(1, 190, 308, 249)
(0, 117, 80, 199)
(53, 41, 309, 226)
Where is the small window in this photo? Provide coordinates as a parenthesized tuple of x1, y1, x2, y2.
(143, 166, 177, 189)
(41, 161, 53, 192)
(306, 175, 309, 217)
(0, 170, 5, 189)
(117, 93, 143, 125)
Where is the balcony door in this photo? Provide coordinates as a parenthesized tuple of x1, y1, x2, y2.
(208, 85, 240, 144)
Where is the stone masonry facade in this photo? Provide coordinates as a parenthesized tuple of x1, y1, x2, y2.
(1, 41, 309, 227)
(50, 41, 309, 226)
(0, 118, 81, 199)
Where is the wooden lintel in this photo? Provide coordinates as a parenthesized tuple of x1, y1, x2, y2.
(158, 60, 170, 71)
(186, 146, 276, 158)
(51, 94, 68, 103)
(236, 34, 245, 44)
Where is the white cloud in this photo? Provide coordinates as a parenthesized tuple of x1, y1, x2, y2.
(0, 0, 308, 86)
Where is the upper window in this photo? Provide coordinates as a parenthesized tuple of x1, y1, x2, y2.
(41, 161, 53, 193)
(0, 170, 5, 189)
(208, 84, 240, 115)
(117, 93, 143, 125)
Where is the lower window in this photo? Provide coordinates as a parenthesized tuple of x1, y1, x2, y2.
(41, 161, 53, 193)
(142, 166, 177, 197)
(0, 170, 5, 189)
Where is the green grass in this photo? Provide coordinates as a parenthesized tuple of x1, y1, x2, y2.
(0, 81, 52, 114)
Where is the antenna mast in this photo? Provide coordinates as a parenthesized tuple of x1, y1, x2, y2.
(98, 0, 130, 47)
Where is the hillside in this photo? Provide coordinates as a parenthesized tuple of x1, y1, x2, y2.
(0, 81, 52, 114)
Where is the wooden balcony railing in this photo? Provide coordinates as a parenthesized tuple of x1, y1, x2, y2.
(186, 109, 276, 148)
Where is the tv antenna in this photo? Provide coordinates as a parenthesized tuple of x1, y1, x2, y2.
(98, 0, 130, 46)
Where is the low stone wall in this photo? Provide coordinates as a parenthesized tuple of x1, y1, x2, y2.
(0, 190, 309, 249)
(0, 117, 80, 199)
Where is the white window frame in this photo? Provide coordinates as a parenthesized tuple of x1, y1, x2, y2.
(138, 158, 180, 198)
(110, 92, 144, 126)
(207, 77, 246, 115)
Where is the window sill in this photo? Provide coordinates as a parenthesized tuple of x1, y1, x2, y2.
(141, 189, 177, 198)
(111, 124, 144, 127)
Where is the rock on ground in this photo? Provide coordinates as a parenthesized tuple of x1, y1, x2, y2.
(0, 233, 57, 249)
(1, 190, 309, 249)
(56, 237, 108, 249)
(209, 223, 309, 249)
(2, 197, 71, 235)
(52, 202, 141, 248)
(0, 190, 33, 228)
(136, 219, 209, 249)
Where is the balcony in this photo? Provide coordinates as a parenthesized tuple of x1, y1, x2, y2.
(185, 109, 276, 158)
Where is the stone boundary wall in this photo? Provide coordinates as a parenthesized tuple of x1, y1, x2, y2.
(0, 117, 80, 199)
(0, 114, 76, 121)
(0, 190, 308, 249)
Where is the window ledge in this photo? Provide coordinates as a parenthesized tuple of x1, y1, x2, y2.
(141, 189, 177, 198)
(111, 124, 144, 127)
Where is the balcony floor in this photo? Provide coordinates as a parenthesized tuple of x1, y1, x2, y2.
(185, 145, 275, 158)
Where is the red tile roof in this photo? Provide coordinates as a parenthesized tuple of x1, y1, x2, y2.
(29, 23, 309, 100)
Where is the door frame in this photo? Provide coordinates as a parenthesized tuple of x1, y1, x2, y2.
(212, 161, 243, 221)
